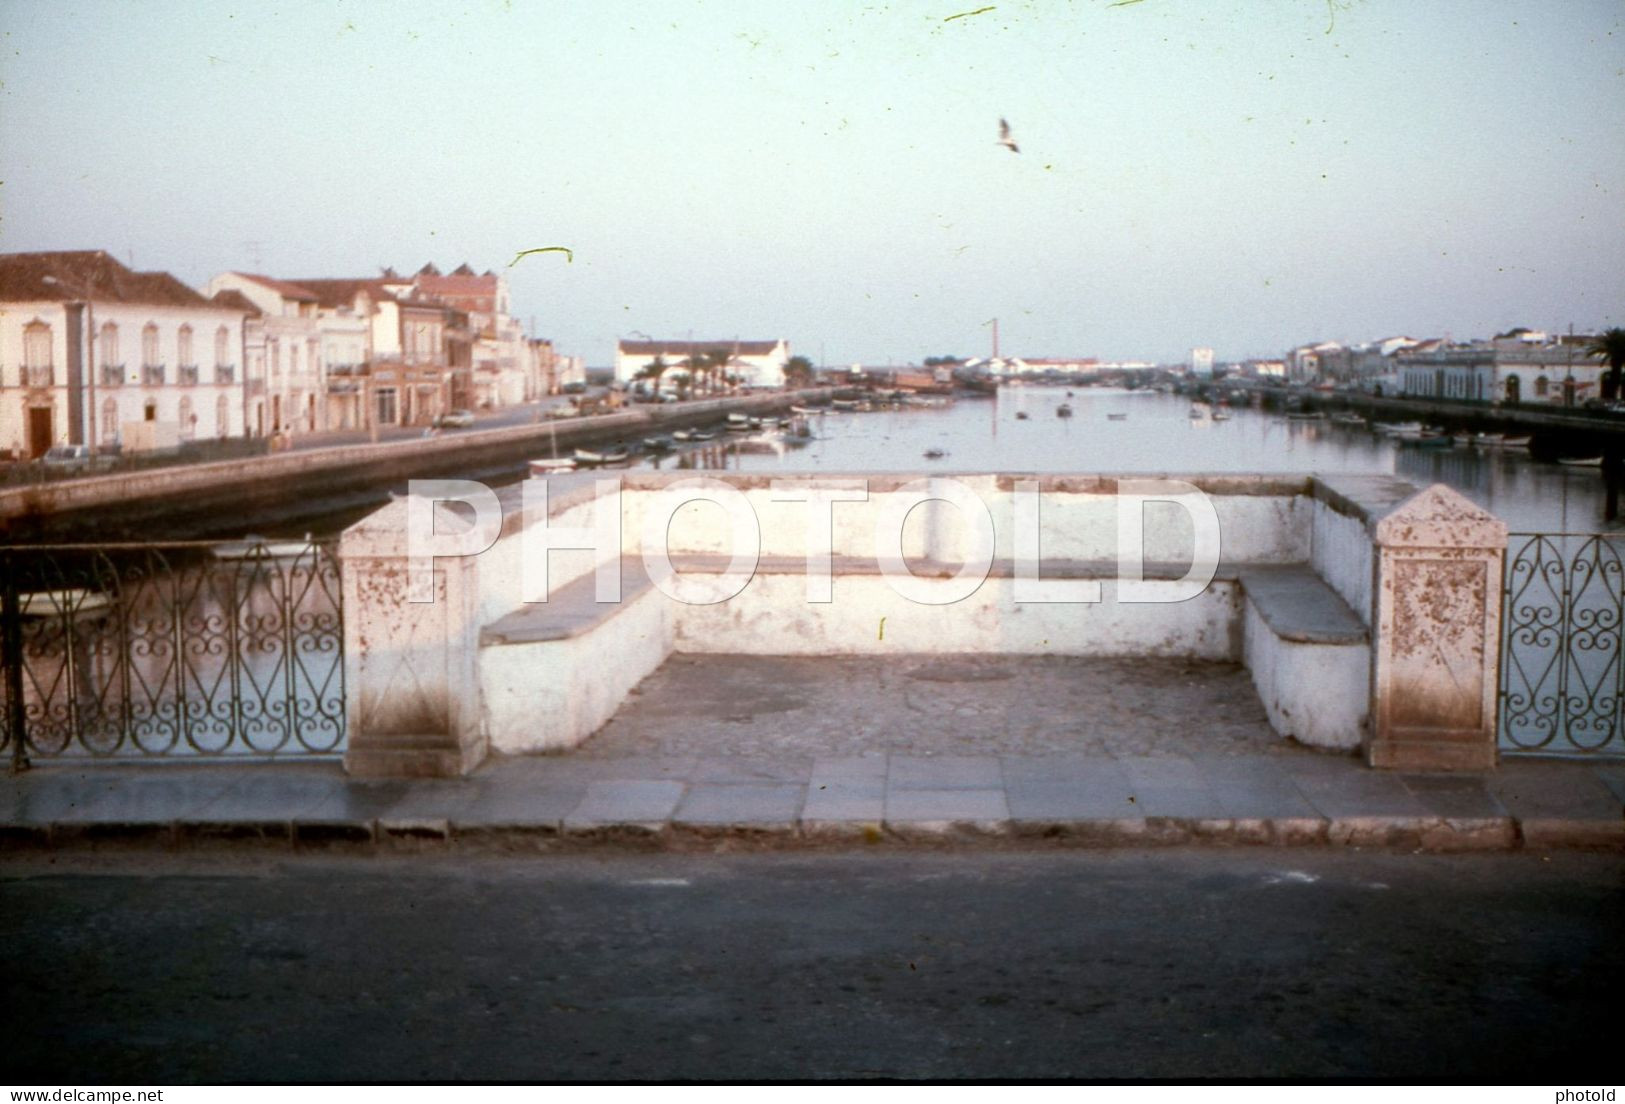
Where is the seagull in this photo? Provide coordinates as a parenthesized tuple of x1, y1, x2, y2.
(997, 117, 1019, 154)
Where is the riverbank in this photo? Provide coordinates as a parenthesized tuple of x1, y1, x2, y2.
(0, 388, 831, 541)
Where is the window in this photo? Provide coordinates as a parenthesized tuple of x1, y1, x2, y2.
(290, 343, 300, 377)
(1534, 376, 1549, 398)
(178, 396, 194, 440)
(177, 324, 193, 368)
(141, 323, 160, 368)
(101, 397, 119, 442)
(375, 387, 398, 425)
(99, 322, 120, 367)
(216, 394, 230, 438)
(23, 321, 53, 386)
(215, 326, 230, 368)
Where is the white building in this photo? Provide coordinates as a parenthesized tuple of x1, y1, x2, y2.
(1, 251, 246, 459)
(615, 338, 790, 390)
(1190, 347, 1214, 375)
(205, 272, 328, 438)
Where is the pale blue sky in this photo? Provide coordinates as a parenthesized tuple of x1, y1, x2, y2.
(3, 0, 1622, 364)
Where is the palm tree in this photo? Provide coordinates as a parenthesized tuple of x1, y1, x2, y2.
(1586, 328, 1625, 402)
(635, 356, 670, 399)
(706, 348, 740, 394)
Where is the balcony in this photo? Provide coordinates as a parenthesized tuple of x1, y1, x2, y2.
(142, 364, 166, 386)
(101, 364, 126, 387)
(215, 364, 236, 385)
(25, 365, 55, 388)
(178, 364, 200, 386)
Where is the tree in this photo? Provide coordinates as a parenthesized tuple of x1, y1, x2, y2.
(784, 355, 815, 388)
(635, 356, 670, 398)
(706, 349, 740, 393)
(1586, 328, 1625, 402)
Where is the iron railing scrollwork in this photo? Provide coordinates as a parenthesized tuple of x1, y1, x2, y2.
(0, 541, 345, 765)
(1499, 532, 1624, 756)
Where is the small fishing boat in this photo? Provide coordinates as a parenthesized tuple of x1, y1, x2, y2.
(528, 457, 577, 474)
(1107, 412, 1128, 421)
(923, 448, 947, 460)
(1056, 403, 1073, 418)
(1189, 406, 1207, 420)
(790, 405, 825, 415)
(1376, 421, 1425, 439)
(1558, 456, 1604, 467)
(1500, 436, 1531, 450)
(831, 398, 861, 411)
(642, 435, 674, 452)
(573, 447, 630, 467)
(1211, 409, 1232, 422)
(1330, 412, 1366, 427)
(1015, 410, 1030, 420)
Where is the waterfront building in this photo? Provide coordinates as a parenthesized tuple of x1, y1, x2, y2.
(411, 263, 531, 406)
(205, 272, 329, 440)
(0, 251, 247, 459)
(1190, 347, 1215, 375)
(1396, 336, 1606, 405)
(614, 338, 790, 390)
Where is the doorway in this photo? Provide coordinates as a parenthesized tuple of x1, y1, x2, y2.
(26, 406, 53, 458)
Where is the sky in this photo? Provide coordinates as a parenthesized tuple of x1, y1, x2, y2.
(3, 0, 1623, 366)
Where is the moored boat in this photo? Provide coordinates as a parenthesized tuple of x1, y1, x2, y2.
(1056, 403, 1073, 418)
(573, 447, 630, 467)
(1558, 456, 1604, 467)
(528, 457, 577, 474)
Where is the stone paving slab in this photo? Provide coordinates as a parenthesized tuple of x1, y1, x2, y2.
(1, 749, 1621, 852)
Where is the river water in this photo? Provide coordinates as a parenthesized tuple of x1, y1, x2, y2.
(624, 386, 1620, 536)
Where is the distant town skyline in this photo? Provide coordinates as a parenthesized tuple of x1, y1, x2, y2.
(5, 0, 1623, 365)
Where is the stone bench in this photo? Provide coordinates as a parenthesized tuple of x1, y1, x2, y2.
(1237, 564, 1369, 751)
(479, 557, 672, 753)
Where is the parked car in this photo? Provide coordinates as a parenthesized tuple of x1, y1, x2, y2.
(433, 410, 476, 429)
(37, 444, 106, 473)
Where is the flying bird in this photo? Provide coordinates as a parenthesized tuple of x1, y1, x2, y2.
(997, 117, 1019, 154)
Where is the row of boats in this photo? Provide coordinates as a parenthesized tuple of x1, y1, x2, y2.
(1310, 411, 1604, 465)
(528, 410, 813, 474)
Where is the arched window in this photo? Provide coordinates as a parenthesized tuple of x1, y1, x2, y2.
(214, 326, 230, 367)
(1534, 375, 1549, 398)
(178, 395, 194, 440)
(216, 394, 231, 438)
(177, 324, 193, 370)
(101, 398, 119, 442)
(141, 323, 160, 367)
(1505, 374, 1521, 403)
(99, 322, 120, 367)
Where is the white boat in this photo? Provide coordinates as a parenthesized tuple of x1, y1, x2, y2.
(214, 535, 315, 560)
(529, 457, 577, 474)
(1375, 421, 1425, 439)
(1501, 436, 1532, 450)
(1330, 412, 1366, 427)
(1470, 432, 1505, 446)
(790, 405, 826, 415)
(1558, 456, 1604, 467)
(573, 447, 629, 467)
(1284, 410, 1324, 422)
(1211, 409, 1232, 422)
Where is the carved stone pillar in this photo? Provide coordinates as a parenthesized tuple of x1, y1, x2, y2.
(341, 503, 487, 778)
(1367, 485, 1507, 771)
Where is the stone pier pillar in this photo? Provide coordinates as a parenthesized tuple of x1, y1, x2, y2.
(1367, 485, 1507, 771)
(341, 501, 487, 778)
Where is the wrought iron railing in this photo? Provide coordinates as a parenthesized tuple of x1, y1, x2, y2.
(1500, 532, 1624, 756)
(0, 541, 345, 765)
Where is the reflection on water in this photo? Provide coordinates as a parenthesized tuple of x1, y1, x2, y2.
(577, 387, 1618, 534)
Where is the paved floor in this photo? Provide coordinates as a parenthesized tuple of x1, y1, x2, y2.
(582, 655, 1287, 758)
(3, 849, 1622, 1080)
(1, 656, 1621, 851)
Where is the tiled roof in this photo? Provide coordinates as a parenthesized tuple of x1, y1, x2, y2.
(618, 339, 784, 358)
(0, 250, 217, 309)
(231, 272, 318, 301)
(283, 278, 388, 309)
(208, 289, 263, 316)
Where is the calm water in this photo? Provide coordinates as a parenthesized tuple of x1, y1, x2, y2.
(629, 387, 1621, 535)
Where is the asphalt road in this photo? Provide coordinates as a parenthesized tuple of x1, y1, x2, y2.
(2, 849, 1621, 1082)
